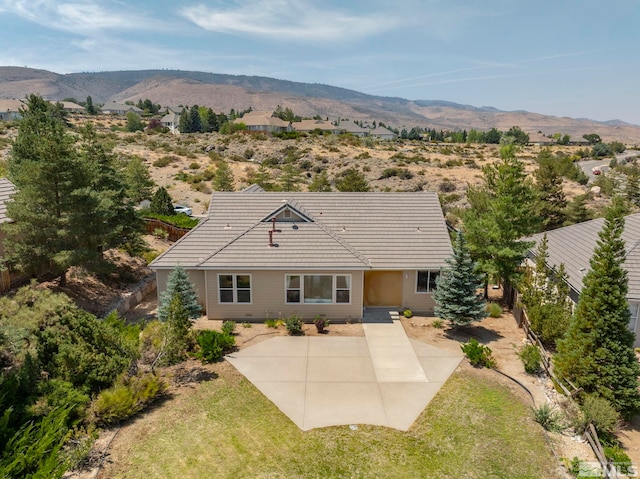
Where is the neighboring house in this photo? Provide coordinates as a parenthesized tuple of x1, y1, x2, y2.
(0, 99, 24, 121)
(338, 121, 369, 137)
(56, 101, 84, 113)
(568, 137, 591, 146)
(527, 214, 640, 346)
(161, 112, 181, 134)
(101, 102, 143, 115)
(291, 119, 341, 134)
(233, 111, 292, 133)
(164, 106, 184, 116)
(370, 126, 397, 140)
(528, 132, 555, 146)
(151, 187, 452, 321)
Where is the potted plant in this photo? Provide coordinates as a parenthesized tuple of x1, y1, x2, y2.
(314, 315, 328, 333)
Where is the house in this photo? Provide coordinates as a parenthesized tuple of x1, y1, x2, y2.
(292, 119, 341, 134)
(233, 111, 292, 133)
(161, 112, 180, 134)
(338, 121, 369, 137)
(0, 99, 24, 121)
(528, 132, 555, 146)
(100, 102, 143, 115)
(370, 126, 397, 140)
(56, 101, 84, 113)
(151, 187, 452, 321)
(527, 213, 640, 346)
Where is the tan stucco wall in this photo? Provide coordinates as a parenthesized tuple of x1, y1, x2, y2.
(155, 269, 207, 311)
(401, 270, 436, 314)
(204, 270, 363, 321)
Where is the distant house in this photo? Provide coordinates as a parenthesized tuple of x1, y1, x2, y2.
(292, 119, 341, 134)
(370, 126, 397, 140)
(528, 132, 555, 146)
(568, 137, 590, 146)
(164, 106, 184, 116)
(338, 121, 369, 137)
(0, 99, 24, 121)
(161, 112, 181, 134)
(150, 186, 452, 321)
(233, 111, 292, 133)
(101, 102, 144, 115)
(56, 101, 84, 113)
(527, 213, 640, 346)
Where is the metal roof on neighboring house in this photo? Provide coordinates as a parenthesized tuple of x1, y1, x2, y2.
(151, 189, 453, 271)
(0, 178, 16, 224)
(528, 213, 640, 300)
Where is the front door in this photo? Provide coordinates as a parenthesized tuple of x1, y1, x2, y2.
(363, 271, 402, 307)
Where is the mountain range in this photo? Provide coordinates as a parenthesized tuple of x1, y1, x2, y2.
(0, 66, 638, 142)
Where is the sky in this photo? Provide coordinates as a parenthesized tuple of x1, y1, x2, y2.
(0, 0, 639, 124)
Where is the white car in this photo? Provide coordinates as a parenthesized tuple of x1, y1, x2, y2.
(173, 204, 192, 216)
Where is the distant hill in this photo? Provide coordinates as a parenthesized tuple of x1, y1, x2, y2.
(0, 67, 638, 142)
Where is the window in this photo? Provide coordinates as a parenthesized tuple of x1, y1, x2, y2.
(218, 274, 251, 303)
(630, 303, 639, 332)
(285, 274, 351, 304)
(417, 270, 440, 293)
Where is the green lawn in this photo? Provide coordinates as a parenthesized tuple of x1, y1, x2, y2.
(102, 367, 560, 478)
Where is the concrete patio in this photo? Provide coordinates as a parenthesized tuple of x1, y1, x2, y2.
(225, 312, 462, 431)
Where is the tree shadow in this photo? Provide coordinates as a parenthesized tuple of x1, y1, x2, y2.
(171, 366, 218, 387)
(444, 324, 504, 344)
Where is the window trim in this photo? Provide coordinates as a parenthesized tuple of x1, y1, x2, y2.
(416, 270, 440, 294)
(629, 303, 639, 332)
(284, 273, 352, 305)
(218, 273, 252, 304)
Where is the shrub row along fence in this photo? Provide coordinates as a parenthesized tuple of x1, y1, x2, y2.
(143, 217, 191, 242)
(513, 300, 619, 479)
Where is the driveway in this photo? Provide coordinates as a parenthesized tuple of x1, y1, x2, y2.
(225, 311, 462, 431)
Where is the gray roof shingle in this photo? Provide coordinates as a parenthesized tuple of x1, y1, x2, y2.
(528, 213, 640, 300)
(0, 178, 16, 224)
(152, 190, 452, 271)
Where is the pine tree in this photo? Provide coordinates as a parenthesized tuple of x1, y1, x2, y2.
(335, 167, 369, 192)
(178, 108, 193, 134)
(278, 163, 302, 192)
(123, 155, 154, 203)
(625, 162, 640, 207)
(212, 161, 234, 191)
(158, 265, 202, 322)
(85, 95, 96, 115)
(162, 294, 192, 365)
(534, 149, 567, 231)
(308, 171, 332, 192)
(150, 187, 175, 216)
(463, 146, 539, 298)
(189, 105, 202, 133)
(433, 230, 486, 327)
(564, 193, 592, 226)
(554, 199, 640, 416)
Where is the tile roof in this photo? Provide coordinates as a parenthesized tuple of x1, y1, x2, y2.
(152, 190, 452, 271)
(528, 213, 640, 300)
(0, 178, 16, 224)
(292, 119, 338, 132)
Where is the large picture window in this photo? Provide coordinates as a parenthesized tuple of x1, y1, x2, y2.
(285, 274, 351, 304)
(218, 274, 251, 304)
(416, 271, 440, 293)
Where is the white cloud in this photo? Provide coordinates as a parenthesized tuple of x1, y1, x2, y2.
(180, 0, 399, 42)
(0, 0, 150, 34)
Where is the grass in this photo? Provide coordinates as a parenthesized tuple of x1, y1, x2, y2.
(102, 367, 559, 478)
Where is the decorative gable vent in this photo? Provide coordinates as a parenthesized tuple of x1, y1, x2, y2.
(262, 203, 313, 223)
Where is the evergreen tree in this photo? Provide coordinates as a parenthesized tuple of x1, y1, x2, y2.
(624, 162, 640, 207)
(125, 111, 144, 132)
(122, 155, 154, 203)
(212, 161, 234, 191)
(189, 104, 202, 133)
(433, 230, 486, 327)
(564, 193, 592, 226)
(335, 167, 370, 192)
(519, 234, 572, 345)
(158, 265, 202, 323)
(308, 171, 332, 192)
(278, 163, 302, 192)
(251, 164, 275, 191)
(554, 199, 640, 416)
(178, 108, 193, 133)
(534, 149, 567, 231)
(150, 186, 175, 216)
(85, 95, 96, 115)
(163, 294, 192, 365)
(463, 146, 539, 298)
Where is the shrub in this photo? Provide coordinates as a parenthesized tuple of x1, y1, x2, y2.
(432, 318, 444, 329)
(141, 249, 161, 264)
(314, 315, 328, 333)
(604, 445, 633, 474)
(241, 322, 252, 328)
(486, 302, 502, 318)
(221, 320, 236, 335)
(460, 338, 496, 368)
(519, 344, 542, 374)
(532, 403, 563, 432)
(264, 319, 282, 328)
(574, 395, 620, 435)
(285, 315, 304, 336)
(153, 155, 178, 167)
(189, 162, 201, 170)
(152, 227, 169, 239)
(195, 330, 235, 363)
(403, 309, 413, 318)
(90, 373, 167, 426)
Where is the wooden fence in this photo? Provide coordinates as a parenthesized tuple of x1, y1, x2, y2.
(516, 299, 620, 478)
(143, 218, 191, 242)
